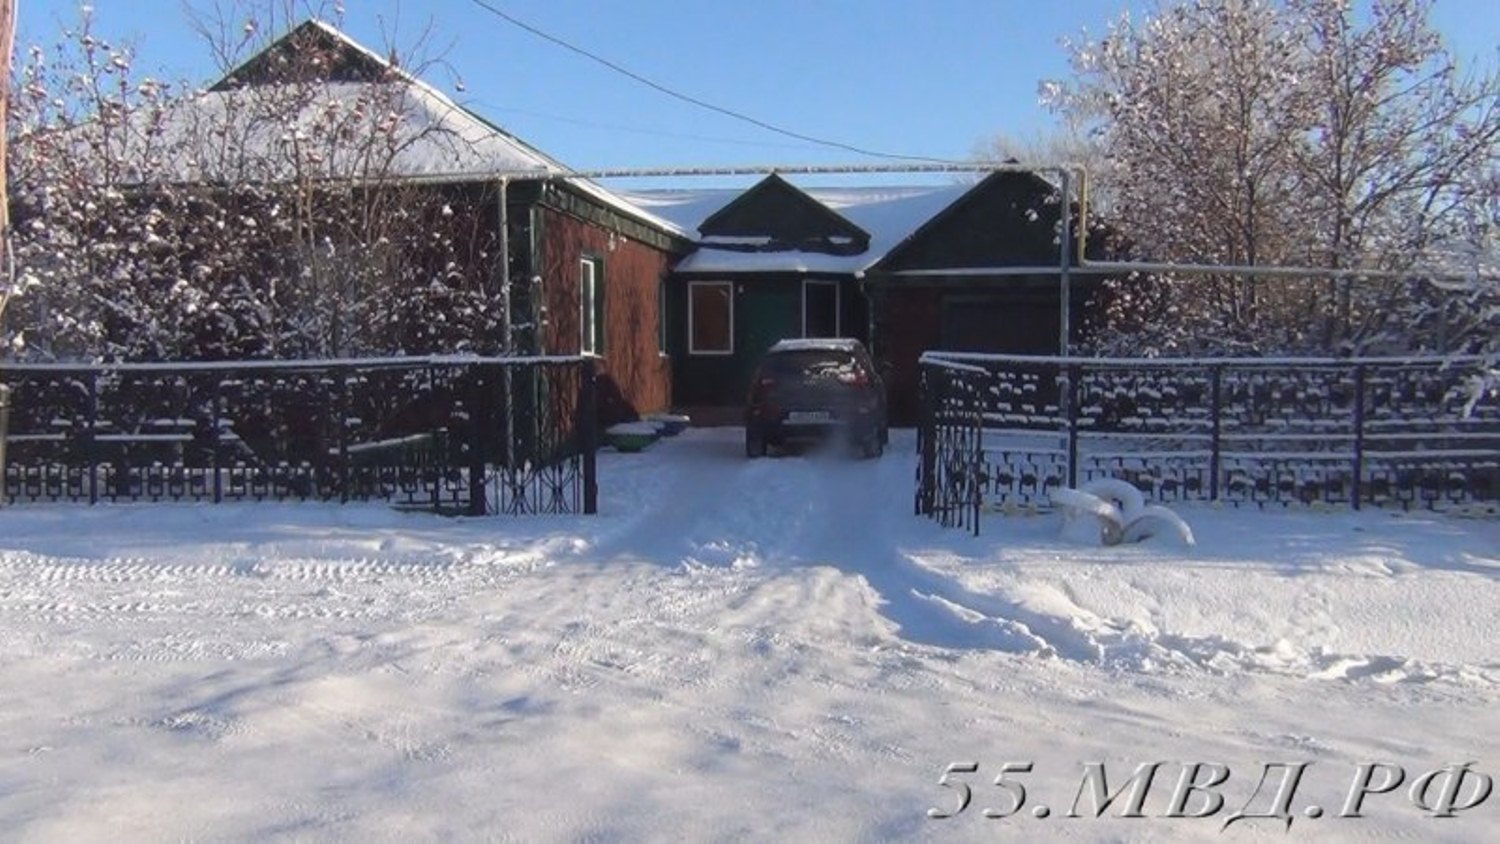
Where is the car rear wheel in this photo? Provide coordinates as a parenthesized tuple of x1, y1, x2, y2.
(745, 431, 766, 458)
(862, 436, 884, 459)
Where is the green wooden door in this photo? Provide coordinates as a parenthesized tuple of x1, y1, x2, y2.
(736, 284, 799, 394)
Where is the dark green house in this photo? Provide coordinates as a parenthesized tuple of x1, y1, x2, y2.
(629, 171, 1117, 423)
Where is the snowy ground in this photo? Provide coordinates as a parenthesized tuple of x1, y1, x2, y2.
(0, 429, 1496, 841)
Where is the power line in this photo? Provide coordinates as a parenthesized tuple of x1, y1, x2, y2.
(472, 100, 830, 152)
(463, 0, 959, 164)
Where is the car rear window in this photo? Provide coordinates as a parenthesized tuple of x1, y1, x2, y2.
(764, 350, 865, 381)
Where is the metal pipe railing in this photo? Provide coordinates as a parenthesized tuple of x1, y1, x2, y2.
(1066, 166, 1493, 286)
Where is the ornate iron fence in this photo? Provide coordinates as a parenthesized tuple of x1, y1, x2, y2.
(0, 356, 598, 515)
(914, 359, 985, 535)
(916, 354, 1499, 533)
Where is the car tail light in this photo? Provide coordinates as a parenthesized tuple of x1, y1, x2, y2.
(749, 376, 776, 411)
(839, 371, 870, 387)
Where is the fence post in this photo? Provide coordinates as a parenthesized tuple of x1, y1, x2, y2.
(1065, 363, 1080, 489)
(430, 365, 442, 513)
(918, 365, 937, 516)
(336, 370, 350, 505)
(467, 367, 488, 516)
(580, 358, 598, 515)
(86, 372, 99, 506)
(1351, 364, 1366, 510)
(1209, 364, 1223, 502)
(0, 383, 9, 508)
(970, 410, 982, 536)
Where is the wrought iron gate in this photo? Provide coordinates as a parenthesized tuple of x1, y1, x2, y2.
(0, 356, 599, 516)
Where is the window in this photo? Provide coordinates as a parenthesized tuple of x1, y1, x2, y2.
(580, 256, 604, 355)
(657, 278, 668, 354)
(765, 349, 864, 381)
(688, 281, 733, 355)
(802, 280, 840, 337)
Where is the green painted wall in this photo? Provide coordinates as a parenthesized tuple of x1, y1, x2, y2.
(668, 275, 868, 407)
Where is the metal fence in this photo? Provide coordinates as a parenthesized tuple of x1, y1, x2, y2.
(917, 353, 1499, 534)
(0, 356, 598, 515)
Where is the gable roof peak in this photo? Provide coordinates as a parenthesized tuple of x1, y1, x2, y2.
(210, 17, 407, 91)
(697, 173, 870, 247)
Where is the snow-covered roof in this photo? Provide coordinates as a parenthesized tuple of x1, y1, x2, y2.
(620, 182, 972, 274)
(65, 19, 686, 240)
(101, 80, 560, 184)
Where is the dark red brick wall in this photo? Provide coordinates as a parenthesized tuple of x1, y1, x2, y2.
(879, 287, 944, 425)
(539, 207, 674, 425)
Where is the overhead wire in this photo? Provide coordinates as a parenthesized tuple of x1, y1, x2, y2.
(470, 101, 832, 153)
(463, 0, 960, 164)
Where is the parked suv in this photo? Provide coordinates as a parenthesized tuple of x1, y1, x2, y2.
(744, 338, 888, 458)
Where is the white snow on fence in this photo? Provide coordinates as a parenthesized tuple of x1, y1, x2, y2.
(1, 353, 591, 373)
(921, 351, 1494, 367)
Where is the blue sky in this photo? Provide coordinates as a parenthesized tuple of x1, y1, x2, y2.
(16, 0, 1500, 183)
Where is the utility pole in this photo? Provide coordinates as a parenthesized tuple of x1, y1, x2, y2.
(1057, 168, 1075, 489)
(0, 0, 14, 326)
(0, 0, 16, 509)
(1058, 168, 1071, 357)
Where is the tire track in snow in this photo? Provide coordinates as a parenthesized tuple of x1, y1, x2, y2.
(714, 444, 1079, 657)
(589, 433, 803, 569)
(0, 542, 555, 636)
(0, 551, 469, 584)
(516, 435, 866, 698)
(588, 437, 1095, 659)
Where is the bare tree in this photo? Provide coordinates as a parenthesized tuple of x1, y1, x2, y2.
(1288, 0, 1500, 348)
(5, 2, 506, 361)
(1045, 0, 1499, 358)
(973, 115, 1113, 211)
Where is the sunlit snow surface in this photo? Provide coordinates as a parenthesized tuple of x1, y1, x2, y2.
(0, 429, 1495, 840)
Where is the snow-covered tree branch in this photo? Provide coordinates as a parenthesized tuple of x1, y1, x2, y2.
(1044, 0, 1499, 363)
(4, 3, 506, 363)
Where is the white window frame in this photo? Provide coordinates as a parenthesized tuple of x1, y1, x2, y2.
(801, 279, 841, 338)
(580, 256, 602, 356)
(657, 278, 669, 356)
(687, 280, 735, 356)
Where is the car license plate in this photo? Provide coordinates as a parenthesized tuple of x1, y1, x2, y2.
(786, 410, 833, 423)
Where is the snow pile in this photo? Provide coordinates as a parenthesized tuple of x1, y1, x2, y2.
(606, 421, 661, 436)
(644, 413, 691, 436)
(605, 421, 661, 453)
(1051, 479, 1196, 547)
(1051, 486, 1126, 545)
